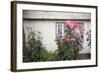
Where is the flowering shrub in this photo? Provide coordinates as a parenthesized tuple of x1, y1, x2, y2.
(23, 31, 57, 62)
(56, 20, 83, 60)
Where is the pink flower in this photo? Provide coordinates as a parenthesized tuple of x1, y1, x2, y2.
(75, 45, 80, 49)
(73, 23, 79, 29)
(65, 20, 79, 29)
(65, 20, 74, 28)
(70, 38, 76, 42)
(65, 38, 71, 42)
(74, 28, 80, 35)
(63, 38, 76, 42)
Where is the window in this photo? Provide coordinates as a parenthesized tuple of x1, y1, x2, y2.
(56, 22, 65, 38)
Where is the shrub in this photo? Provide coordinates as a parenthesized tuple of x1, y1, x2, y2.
(56, 20, 83, 60)
(23, 31, 57, 62)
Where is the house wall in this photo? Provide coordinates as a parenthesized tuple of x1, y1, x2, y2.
(23, 10, 91, 53)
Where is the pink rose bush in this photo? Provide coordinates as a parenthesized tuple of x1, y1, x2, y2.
(56, 20, 83, 60)
(64, 20, 82, 51)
